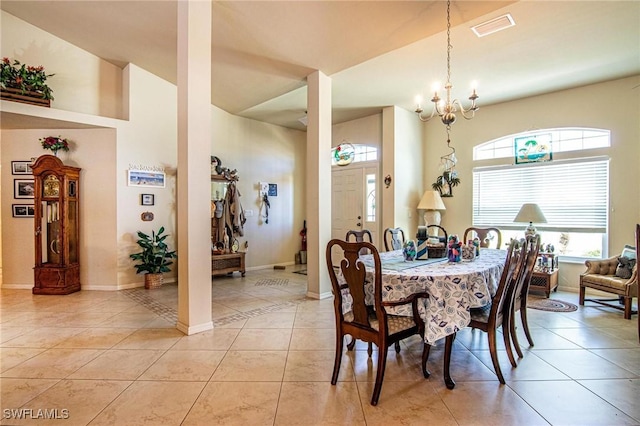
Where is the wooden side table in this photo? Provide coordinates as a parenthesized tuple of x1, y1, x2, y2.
(211, 252, 246, 277)
(530, 269, 558, 298)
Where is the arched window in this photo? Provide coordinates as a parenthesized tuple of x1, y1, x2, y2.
(472, 128, 610, 260)
(473, 128, 610, 161)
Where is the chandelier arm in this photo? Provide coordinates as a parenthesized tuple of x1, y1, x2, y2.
(416, 107, 439, 122)
(451, 99, 479, 120)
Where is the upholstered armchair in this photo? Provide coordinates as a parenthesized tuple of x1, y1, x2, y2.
(579, 255, 637, 319)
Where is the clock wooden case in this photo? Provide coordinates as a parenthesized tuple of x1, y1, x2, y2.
(31, 155, 81, 295)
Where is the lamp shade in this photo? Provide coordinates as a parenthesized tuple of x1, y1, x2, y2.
(417, 191, 446, 211)
(513, 203, 547, 224)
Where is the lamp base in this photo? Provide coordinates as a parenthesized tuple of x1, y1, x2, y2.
(524, 222, 537, 237)
(423, 210, 441, 228)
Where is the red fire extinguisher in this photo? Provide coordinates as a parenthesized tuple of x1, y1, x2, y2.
(300, 220, 307, 251)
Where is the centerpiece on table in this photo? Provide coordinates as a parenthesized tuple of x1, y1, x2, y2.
(1, 58, 54, 107)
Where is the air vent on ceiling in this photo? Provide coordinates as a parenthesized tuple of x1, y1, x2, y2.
(471, 13, 515, 38)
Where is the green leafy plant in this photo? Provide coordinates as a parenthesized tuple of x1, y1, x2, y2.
(129, 226, 177, 274)
(1, 57, 55, 100)
(40, 136, 70, 153)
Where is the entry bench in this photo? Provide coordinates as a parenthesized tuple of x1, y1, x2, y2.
(212, 252, 246, 277)
(579, 255, 637, 319)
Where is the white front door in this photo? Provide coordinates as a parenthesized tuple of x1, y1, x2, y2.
(331, 166, 379, 246)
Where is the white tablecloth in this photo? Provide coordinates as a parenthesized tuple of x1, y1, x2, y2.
(352, 249, 507, 344)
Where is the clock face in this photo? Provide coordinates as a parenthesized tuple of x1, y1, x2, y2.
(43, 175, 60, 197)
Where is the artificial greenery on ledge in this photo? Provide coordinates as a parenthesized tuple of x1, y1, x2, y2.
(1, 57, 54, 100)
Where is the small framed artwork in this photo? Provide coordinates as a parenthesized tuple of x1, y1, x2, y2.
(12, 204, 35, 218)
(141, 211, 154, 222)
(515, 134, 553, 164)
(127, 170, 166, 188)
(14, 179, 36, 199)
(11, 161, 33, 175)
(141, 194, 155, 206)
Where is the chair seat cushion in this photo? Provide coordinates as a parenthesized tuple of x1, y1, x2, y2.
(470, 303, 492, 323)
(582, 274, 630, 291)
(343, 311, 417, 335)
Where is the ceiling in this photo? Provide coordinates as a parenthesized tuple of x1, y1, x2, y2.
(2, 1, 639, 131)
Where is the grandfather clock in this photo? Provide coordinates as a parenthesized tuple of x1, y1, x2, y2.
(31, 155, 81, 295)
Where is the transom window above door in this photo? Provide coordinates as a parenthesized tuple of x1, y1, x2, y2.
(331, 144, 378, 166)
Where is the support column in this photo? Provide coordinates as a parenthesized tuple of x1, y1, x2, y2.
(306, 71, 332, 299)
(176, 0, 213, 334)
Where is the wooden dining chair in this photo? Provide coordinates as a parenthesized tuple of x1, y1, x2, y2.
(432, 239, 525, 388)
(509, 234, 541, 358)
(326, 239, 429, 406)
(346, 229, 373, 255)
(345, 229, 373, 243)
(383, 227, 406, 251)
(463, 227, 502, 249)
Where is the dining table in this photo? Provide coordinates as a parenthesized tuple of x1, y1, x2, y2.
(354, 248, 507, 344)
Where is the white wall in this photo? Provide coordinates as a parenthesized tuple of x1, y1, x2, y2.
(116, 64, 178, 289)
(211, 107, 307, 268)
(1, 128, 118, 289)
(332, 114, 381, 149)
(1, 11, 123, 119)
(424, 75, 640, 291)
(383, 106, 424, 240)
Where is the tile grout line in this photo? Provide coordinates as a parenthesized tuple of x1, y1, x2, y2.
(121, 287, 307, 327)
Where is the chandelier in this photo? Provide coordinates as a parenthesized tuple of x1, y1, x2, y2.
(415, 0, 479, 125)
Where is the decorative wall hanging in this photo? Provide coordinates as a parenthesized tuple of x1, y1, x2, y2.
(12, 204, 35, 218)
(515, 135, 552, 164)
(11, 161, 33, 175)
(141, 194, 154, 206)
(128, 170, 166, 188)
(333, 142, 355, 166)
(431, 129, 460, 197)
(141, 212, 154, 222)
(14, 179, 35, 199)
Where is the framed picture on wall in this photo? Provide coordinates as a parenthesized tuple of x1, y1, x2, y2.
(127, 170, 166, 188)
(14, 179, 36, 199)
(11, 161, 33, 175)
(141, 194, 155, 206)
(515, 134, 553, 164)
(12, 204, 35, 218)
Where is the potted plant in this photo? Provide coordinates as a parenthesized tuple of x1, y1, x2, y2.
(1, 58, 54, 106)
(129, 226, 177, 289)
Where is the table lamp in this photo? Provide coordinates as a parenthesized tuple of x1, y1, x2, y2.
(417, 190, 446, 227)
(513, 203, 547, 236)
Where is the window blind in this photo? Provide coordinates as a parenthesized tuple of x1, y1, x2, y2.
(472, 157, 609, 233)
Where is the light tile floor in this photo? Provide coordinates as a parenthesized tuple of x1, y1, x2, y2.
(1, 267, 638, 425)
